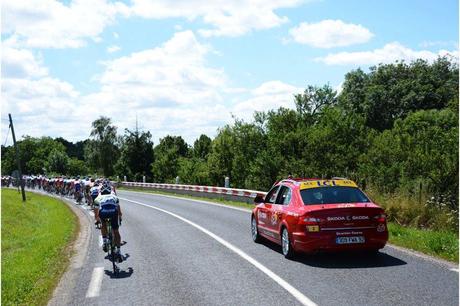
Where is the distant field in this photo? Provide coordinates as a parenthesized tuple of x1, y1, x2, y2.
(1, 189, 77, 306)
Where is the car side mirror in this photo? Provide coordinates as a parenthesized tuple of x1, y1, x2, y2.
(254, 194, 265, 204)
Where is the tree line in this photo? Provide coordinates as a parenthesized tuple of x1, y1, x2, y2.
(2, 57, 458, 211)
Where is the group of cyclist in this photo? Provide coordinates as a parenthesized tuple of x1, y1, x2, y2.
(14, 175, 124, 262)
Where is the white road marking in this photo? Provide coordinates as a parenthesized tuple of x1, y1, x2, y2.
(121, 190, 460, 272)
(85, 267, 104, 298)
(119, 197, 317, 306)
(120, 189, 252, 213)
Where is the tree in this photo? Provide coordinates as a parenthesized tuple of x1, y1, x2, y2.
(193, 134, 212, 160)
(55, 137, 88, 160)
(86, 117, 119, 176)
(115, 128, 154, 181)
(67, 158, 89, 176)
(151, 135, 189, 182)
(339, 57, 459, 131)
(47, 149, 69, 174)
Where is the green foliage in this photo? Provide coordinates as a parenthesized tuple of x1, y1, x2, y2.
(193, 134, 212, 159)
(360, 109, 458, 206)
(47, 149, 69, 174)
(55, 137, 87, 160)
(1, 136, 67, 175)
(85, 116, 119, 176)
(67, 158, 89, 176)
(151, 135, 189, 182)
(115, 128, 154, 182)
(339, 57, 458, 130)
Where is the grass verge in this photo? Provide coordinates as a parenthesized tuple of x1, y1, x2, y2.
(388, 223, 458, 262)
(1, 188, 78, 306)
(119, 186, 458, 263)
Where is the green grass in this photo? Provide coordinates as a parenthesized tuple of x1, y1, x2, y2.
(120, 186, 459, 262)
(1, 189, 78, 306)
(388, 223, 458, 262)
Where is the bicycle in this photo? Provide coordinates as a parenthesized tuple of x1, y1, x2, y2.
(103, 217, 121, 274)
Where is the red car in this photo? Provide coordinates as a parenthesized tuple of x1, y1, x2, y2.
(251, 178, 388, 258)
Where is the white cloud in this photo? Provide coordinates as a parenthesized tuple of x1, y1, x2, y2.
(107, 45, 121, 53)
(1, 47, 48, 78)
(232, 80, 303, 121)
(78, 31, 233, 143)
(2, 0, 128, 48)
(1, 46, 84, 141)
(317, 42, 458, 65)
(419, 40, 458, 48)
(288, 19, 373, 48)
(128, 0, 303, 37)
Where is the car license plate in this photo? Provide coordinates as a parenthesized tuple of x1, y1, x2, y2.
(336, 236, 365, 244)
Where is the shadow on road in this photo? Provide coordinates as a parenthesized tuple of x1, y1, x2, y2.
(259, 240, 407, 269)
(104, 253, 130, 262)
(105, 267, 134, 279)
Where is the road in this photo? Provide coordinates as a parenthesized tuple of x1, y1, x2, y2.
(47, 189, 458, 306)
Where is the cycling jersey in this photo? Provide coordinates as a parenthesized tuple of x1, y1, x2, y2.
(90, 186, 100, 197)
(95, 194, 120, 230)
(94, 194, 119, 209)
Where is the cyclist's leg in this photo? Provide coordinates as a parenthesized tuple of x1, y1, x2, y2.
(111, 212, 121, 248)
(111, 212, 123, 261)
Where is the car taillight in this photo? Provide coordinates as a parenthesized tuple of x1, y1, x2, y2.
(373, 214, 386, 222)
(302, 216, 321, 232)
(303, 217, 321, 224)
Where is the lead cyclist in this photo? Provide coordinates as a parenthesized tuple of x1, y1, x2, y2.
(94, 183, 123, 262)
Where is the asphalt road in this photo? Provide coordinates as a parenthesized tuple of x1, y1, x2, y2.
(46, 189, 458, 306)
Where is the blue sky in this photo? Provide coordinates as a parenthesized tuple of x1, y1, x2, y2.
(1, 0, 458, 145)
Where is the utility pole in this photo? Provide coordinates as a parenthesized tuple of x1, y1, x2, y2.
(9, 113, 26, 201)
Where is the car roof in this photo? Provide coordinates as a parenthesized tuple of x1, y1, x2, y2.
(276, 178, 358, 189)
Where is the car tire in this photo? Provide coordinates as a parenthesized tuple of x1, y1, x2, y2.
(281, 227, 295, 259)
(251, 216, 261, 243)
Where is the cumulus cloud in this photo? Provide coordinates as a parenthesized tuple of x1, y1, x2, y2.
(1, 46, 83, 141)
(232, 80, 303, 121)
(127, 0, 303, 37)
(2, 0, 128, 48)
(79, 31, 233, 143)
(107, 45, 121, 53)
(288, 19, 373, 48)
(316, 42, 458, 65)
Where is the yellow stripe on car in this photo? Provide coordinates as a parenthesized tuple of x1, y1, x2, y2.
(300, 180, 358, 190)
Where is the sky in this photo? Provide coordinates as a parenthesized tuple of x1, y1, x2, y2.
(1, 0, 458, 146)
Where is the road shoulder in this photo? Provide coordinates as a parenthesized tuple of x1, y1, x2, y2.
(47, 195, 93, 306)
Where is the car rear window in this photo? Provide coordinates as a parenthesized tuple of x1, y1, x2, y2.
(300, 186, 370, 205)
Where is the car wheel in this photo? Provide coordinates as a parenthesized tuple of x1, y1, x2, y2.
(251, 216, 261, 243)
(281, 228, 294, 259)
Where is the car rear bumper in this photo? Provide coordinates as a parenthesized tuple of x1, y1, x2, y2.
(291, 229, 388, 253)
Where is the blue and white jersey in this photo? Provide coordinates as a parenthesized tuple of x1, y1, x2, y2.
(90, 186, 100, 197)
(94, 194, 119, 209)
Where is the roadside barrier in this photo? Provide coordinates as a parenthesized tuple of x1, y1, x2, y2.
(119, 181, 266, 203)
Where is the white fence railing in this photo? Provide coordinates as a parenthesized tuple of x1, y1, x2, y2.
(120, 181, 266, 200)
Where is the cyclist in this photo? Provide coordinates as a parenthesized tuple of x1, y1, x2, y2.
(74, 178, 82, 204)
(94, 183, 123, 262)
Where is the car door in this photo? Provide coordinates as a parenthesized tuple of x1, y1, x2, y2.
(270, 185, 292, 240)
(257, 185, 280, 240)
